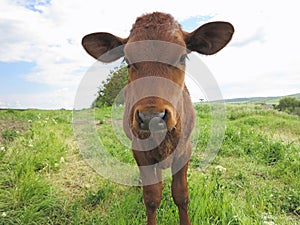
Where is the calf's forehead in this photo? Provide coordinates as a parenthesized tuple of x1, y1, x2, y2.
(128, 26, 185, 44)
(124, 40, 187, 65)
(123, 13, 188, 64)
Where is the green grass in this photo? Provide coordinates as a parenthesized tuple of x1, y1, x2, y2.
(0, 109, 73, 224)
(0, 105, 299, 224)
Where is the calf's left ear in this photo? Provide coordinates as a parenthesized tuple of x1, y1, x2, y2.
(185, 22, 234, 55)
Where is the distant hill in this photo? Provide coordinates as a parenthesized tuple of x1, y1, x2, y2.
(224, 93, 300, 104)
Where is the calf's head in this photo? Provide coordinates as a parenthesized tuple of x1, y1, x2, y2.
(82, 13, 234, 136)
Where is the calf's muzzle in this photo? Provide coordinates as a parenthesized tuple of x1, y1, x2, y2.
(136, 109, 168, 131)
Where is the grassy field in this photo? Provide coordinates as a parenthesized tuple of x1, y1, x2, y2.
(0, 104, 299, 225)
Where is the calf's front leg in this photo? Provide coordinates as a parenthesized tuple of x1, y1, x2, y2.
(133, 150, 163, 225)
(138, 165, 163, 225)
(172, 162, 191, 225)
(143, 182, 163, 225)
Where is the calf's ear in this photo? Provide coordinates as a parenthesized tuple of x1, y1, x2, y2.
(185, 22, 234, 55)
(82, 32, 127, 62)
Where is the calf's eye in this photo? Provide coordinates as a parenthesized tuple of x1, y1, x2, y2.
(179, 54, 187, 65)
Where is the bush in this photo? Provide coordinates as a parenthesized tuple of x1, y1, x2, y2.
(276, 97, 300, 115)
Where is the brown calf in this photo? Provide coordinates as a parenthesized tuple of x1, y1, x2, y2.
(82, 12, 234, 225)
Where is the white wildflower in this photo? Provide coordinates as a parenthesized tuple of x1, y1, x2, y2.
(1, 212, 7, 217)
(60, 157, 65, 163)
(263, 222, 276, 225)
(263, 213, 276, 225)
(215, 165, 227, 173)
(0, 146, 5, 152)
(28, 140, 33, 147)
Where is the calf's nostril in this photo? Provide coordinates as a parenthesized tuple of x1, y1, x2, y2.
(161, 110, 168, 121)
(137, 110, 145, 123)
(136, 110, 168, 131)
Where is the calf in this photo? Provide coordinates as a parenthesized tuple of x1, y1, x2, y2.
(82, 12, 234, 225)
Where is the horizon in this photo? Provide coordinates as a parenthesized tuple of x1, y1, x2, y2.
(1, 1, 300, 109)
(1, 92, 299, 110)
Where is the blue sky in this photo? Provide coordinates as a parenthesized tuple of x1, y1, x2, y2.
(0, 61, 51, 94)
(0, 61, 34, 94)
(179, 15, 213, 32)
(0, 0, 299, 109)
(17, 0, 51, 13)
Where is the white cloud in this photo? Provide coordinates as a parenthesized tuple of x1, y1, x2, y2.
(0, 0, 300, 108)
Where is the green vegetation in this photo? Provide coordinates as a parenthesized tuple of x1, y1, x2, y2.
(276, 97, 300, 116)
(0, 104, 299, 224)
(93, 65, 128, 107)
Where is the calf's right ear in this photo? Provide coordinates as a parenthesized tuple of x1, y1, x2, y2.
(82, 32, 127, 62)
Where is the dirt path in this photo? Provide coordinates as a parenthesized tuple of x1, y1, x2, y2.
(47, 137, 104, 200)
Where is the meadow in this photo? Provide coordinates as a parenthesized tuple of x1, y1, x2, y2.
(0, 104, 299, 225)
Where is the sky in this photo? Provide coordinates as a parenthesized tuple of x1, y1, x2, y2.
(0, 0, 299, 109)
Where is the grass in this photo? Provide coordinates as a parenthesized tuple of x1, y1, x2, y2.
(0, 104, 299, 224)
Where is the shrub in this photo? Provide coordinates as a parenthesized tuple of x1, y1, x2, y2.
(276, 97, 300, 115)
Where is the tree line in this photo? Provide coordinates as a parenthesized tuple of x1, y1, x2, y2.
(93, 65, 128, 107)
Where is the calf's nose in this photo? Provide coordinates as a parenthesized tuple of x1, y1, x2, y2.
(136, 110, 168, 131)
